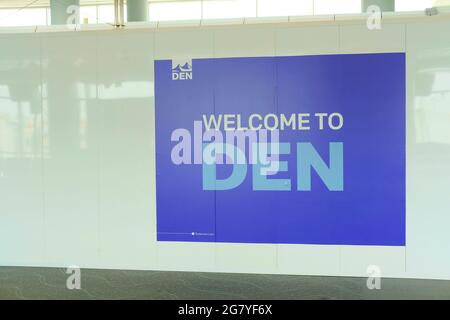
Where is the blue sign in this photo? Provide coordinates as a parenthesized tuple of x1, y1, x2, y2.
(155, 53, 406, 246)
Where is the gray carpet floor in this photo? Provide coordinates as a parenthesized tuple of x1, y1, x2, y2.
(0, 267, 449, 300)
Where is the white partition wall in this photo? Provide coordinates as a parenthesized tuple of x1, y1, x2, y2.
(406, 20, 450, 279)
(0, 34, 44, 267)
(0, 14, 450, 280)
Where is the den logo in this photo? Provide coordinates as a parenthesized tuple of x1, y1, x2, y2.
(172, 59, 192, 80)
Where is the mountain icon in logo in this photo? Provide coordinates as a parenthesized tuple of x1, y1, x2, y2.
(180, 62, 192, 71)
(172, 65, 182, 72)
(171, 59, 193, 80)
(172, 62, 192, 73)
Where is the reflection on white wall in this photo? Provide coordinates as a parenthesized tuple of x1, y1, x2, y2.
(0, 57, 42, 159)
(99, 81, 154, 100)
(0, 93, 42, 159)
(415, 69, 450, 145)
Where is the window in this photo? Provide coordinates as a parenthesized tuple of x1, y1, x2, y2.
(313, 0, 361, 15)
(202, 0, 257, 19)
(80, 5, 97, 24)
(395, 0, 434, 11)
(0, 7, 47, 27)
(149, 1, 202, 21)
(258, 0, 313, 17)
(97, 4, 115, 24)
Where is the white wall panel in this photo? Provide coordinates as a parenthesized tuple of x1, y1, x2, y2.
(275, 26, 339, 56)
(0, 34, 44, 266)
(214, 26, 275, 58)
(405, 20, 450, 279)
(156, 242, 216, 271)
(339, 23, 406, 53)
(155, 29, 214, 59)
(340, 246, 406, 278)
(41, 33, 101, 267)
(215, 243, 278, 274)
(277, 245, 340, 276)
(97, 31, 157, 270)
